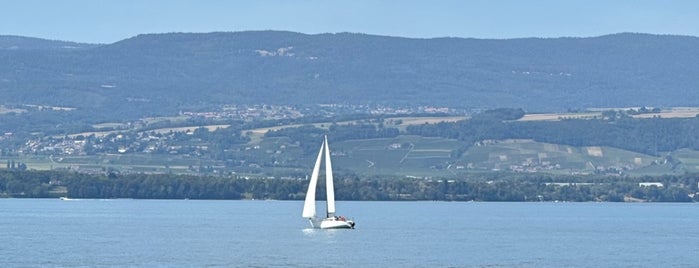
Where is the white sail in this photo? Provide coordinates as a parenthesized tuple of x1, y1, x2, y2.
(302, 139, 325, 218)
(302, 136, 355, 229)
(324, 135, 336, 217)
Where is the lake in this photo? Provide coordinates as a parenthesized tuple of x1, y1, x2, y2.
(1, 199, 697, 267)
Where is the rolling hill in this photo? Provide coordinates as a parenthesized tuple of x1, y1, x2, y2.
(1, 31, 699, 122)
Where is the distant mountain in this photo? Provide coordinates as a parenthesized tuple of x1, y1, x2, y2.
(1, 31, 699, 120)
(0, 35, 97, 50)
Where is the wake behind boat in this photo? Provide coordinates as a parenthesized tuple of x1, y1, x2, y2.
(302, 135, 355, 229)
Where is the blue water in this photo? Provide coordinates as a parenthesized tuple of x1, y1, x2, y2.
(1, 199, 697, 267)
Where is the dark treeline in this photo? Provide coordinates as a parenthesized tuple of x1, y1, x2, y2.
(407, 109, 699, 156)
(0, 111, 96, 139)
(1, 170, 697, 202)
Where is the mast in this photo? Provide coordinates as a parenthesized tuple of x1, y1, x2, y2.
(302, 139, 325, 218)
(324, 135, 336, 218)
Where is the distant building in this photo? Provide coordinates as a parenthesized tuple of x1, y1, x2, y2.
(639, 182, 663, 187)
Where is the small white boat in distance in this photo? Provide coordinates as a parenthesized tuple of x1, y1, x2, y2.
(302, 135, 355, 229)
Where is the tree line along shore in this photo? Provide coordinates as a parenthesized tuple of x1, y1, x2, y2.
(1, 169, 697, 202)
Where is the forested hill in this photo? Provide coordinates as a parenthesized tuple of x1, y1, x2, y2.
(2, 31, 699, 120)
(0, 35, 97, 50)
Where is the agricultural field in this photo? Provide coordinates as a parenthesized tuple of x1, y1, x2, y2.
(386, 116, 467, 131)
(4, 135, 699, 177)
(668, 149, 699, 173)
(631, 107, 699, 119)
(92, 122, 129, 130)
(244, 115, 466, 143)
(1, 153, 215, 175)
(302, 137, 695, 177)
(520, 107, 699, 122)
(458, 139, 663, 174)
(518, 112, 601, 121)
(330, 136, 466, 177)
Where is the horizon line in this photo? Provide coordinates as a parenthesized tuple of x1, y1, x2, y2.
(2, 30, 698, 45)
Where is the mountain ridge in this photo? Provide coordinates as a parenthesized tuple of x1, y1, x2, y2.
(1, 31, 698, 121)
(0, 35, 98, 50)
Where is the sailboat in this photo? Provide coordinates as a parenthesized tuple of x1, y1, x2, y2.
(302, 135, 355, 229)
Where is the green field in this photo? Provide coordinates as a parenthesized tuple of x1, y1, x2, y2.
(458, 140, 664, 174)
(4, 135, 699, 177)
(316, 137, 691, 177)
(0, 153, 216, 174)
(328, 136, 464, 177)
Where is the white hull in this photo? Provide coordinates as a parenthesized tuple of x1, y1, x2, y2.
(320, 218, 355, 229)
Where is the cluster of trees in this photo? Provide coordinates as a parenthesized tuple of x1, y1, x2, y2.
(2, 170, 697, 202)
(625, 107, 662, 115)
(0, 110, 95, 140)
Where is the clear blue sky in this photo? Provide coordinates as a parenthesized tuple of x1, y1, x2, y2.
(1, 0, 698, 43)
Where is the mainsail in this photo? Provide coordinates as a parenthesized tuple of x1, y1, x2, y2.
(324, 136, 336, 218)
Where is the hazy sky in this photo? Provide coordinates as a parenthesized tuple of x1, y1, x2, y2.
(1, 0, 698, 43)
